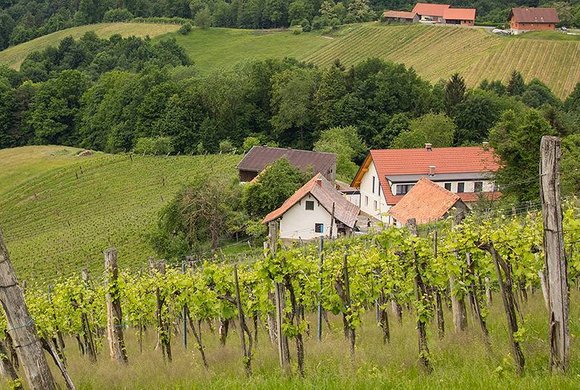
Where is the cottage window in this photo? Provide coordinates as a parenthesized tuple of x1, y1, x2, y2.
(365, 196, 369, 206)
(305, 200, 315, 210)
(396, 184, 413, 195)
(374, 200, 378, 210)
(315, 223, 324, 233)
(372, 176, 376, 194)
(457, 182, 465, 193)
(444, 183, 452, 191)
(474, 182, 483, 192)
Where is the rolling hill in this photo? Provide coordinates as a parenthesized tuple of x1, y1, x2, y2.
(0, 146, 240, 283)
(1, 22, 578, 97)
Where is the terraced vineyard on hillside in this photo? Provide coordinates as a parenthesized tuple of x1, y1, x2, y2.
(0, 146, 240, 282)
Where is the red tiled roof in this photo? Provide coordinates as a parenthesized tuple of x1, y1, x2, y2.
(263, 173, 360, 228)
(412, 3, 450, 17)
(509, 8, 559, 24)
(238, 146, 336, 178)
(352, 146, 500, 205)
(443, 8, 476, 21)
(388, 178, 464, 225)
(383, 10, 417, 19)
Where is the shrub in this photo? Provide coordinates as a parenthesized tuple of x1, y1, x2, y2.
(179, 22, 192, 35)
(242, 136, 261, 152)
(219, 139, 235, 153)
(301, 19, 311, 32)
(102, 8, 134, 23)
(133, 137, 174, 155)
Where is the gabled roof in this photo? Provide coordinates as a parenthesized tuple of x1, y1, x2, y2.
(263, 173, 360, 228)
(509, 8, 559, 24)
(412, 3, 450, 17)
(238, 146, 337, 176)
(388, 178, 465, 225)
(383, 10, 417, 19)
(351, 146, 500, 205)
(443, 8, 476, 21)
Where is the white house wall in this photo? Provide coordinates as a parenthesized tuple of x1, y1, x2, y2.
(358, 162, 391, 223)
(279, 194, 335, 241)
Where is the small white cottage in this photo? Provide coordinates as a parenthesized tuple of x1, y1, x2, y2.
(262, 173, 360, 242)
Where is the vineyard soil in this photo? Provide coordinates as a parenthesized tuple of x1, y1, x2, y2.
(50, 293, 579, 389)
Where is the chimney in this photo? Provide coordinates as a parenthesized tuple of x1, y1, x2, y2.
(429, 165, 436, 176)
(425, 143, 432, 151)
(316, 178, 323, 186)
(482, 141, 490, 150)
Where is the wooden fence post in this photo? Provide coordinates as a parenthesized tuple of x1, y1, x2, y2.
(234, 264, 252, 376)
(451, 212, 468, 332)
(540, 135, 570, 372)
(317, 236, 324, 342)
(433, 230, 445, 340)
(150, 259, 171, 363)
(104, 248, 128, 364)
(269, 221, 290, 372)
(0, 229, 57, 389)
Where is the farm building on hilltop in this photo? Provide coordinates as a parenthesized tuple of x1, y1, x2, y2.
(388, 177, 469, 227)
(382, 10, 419, 23)
(263, 173, 360, 241)
(412, 3, 450, 23)
(350, 144, 500, 224)
(442, 8, 476, 26)
(237, 146, 337, 183)
(509, 8, 559, 34)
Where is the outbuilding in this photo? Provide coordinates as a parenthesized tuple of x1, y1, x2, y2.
(509, 8, 559, 33)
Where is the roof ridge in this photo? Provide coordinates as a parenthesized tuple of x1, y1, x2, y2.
(416, 177, 460, 201)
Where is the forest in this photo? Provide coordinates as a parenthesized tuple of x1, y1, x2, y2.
(1, 0, 580, 51)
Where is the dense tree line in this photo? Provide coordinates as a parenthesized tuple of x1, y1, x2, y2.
(0, 33, 579, 202)
(2, 0, 579, 51)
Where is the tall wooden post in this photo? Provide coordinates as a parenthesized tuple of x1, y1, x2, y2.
(317, 237, 324, 342)
(234, 264, 251, 376)
(181, 262, 188, 350)
(451, 212, 468, 332)
(0, 229, 57, 389)
(407, 219, 432, 374)
(434, 230, 445, 340)
(540, 136, 569, 372)
(104, 248, 128, 364)
(269, 221, 289, 371)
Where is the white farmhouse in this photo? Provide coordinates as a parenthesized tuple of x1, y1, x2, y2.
(350, 144, 500, 225)
(263, 173, 360, 242)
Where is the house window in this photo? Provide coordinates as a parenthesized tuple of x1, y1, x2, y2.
(474, 182, 483, 192)
(378, 184, 381, 196)
(365, 196, 369, 206)
(305, 200, 314, 210)
(372, 176, 375, 194)
(457, 182, 465, 193)
(374, 200, 378, 210)
(444, 183, 452, 191)
(315, 223, 324, 233)
(396, 184, 413, 195)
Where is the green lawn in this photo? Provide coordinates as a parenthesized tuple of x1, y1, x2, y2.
(0, 146, 241, 282)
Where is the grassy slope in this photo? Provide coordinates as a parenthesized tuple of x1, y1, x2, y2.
(0, 146, 240, 282)
(0, 23, 180, 69)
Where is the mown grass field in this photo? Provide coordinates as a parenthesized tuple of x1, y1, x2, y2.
(0, 146, 240, 282)
(1, 22, 578, 97)
(0, 23, 180, 69)
(54, 292, 579, 389)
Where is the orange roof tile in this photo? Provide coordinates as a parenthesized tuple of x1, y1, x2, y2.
(443, 8, 476, 21)
(388, 178, 464, 225)
(352, 146, 500, 205)
(412, 3, 450, 17)
(263, 173, 360, 228)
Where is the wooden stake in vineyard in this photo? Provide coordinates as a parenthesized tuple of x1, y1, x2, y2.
(317, 236, 324, 342)
(150, 259, 172, 362)
(233, 264, 253, 376)
(104, 248, 128, 364)
(0, 229, 58, 389)
(450, 212, 468, 332)
(539, 136, 570, 372)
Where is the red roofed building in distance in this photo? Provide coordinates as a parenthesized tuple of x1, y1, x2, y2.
(509, 8, 559, 34)
(263, 173, 360, 241)
(443, 7, 476, 26)
(350, 144, 500, 224)
(388, 178, 469, 227)
(412, 3, 450, 23)
(383, 10, 419, 23)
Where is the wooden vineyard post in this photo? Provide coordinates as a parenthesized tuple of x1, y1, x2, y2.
(466, 253, 490, 346)
(80, 269, 97, 363)
(104, 248, 128, 364)
(540, 136, 570, 372)
(234, 264, 252, 376)
(317, 236, 324, 342)
(0, 229, 57, 389)
(450, 212, 468, 332)
(433, 230, 445, 340)
(269, 221, 290, 372)
(342, 251, 355, 358)
(150, 259, 172, 363)
(478, 242, 525, 374)
(407, 219, 432, 374)
(182, 262, 188, 350)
